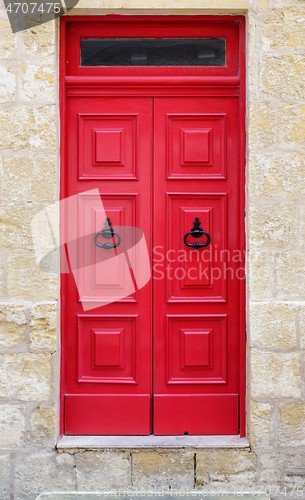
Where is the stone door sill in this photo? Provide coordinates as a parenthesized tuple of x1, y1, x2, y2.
(56, 434, 250, 449)
(36, 494, 268, 500)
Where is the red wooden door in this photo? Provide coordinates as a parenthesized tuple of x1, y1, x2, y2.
(62, 97, 153, 434)
(62, 95, 244, 435)
(153, 97, 242, 435)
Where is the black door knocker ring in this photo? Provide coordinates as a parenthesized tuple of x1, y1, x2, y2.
(94, 218, 121, 250)
(183, 217, 211, 249)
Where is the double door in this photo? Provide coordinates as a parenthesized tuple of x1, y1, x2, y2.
(62, 95, 244, 435)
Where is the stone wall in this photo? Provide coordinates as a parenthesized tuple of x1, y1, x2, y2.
(0, 0, 304, 498)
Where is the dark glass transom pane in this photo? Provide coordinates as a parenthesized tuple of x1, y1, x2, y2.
(80, 38, 226, 66)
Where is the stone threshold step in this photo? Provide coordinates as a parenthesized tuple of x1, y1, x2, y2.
(36, 494, 270, 500)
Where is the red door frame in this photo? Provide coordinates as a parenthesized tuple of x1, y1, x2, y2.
(59, 15, 246, 437)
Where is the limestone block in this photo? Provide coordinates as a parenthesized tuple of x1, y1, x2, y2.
(15, 452, 76, 500)
(275, 252, 305, 299)
(251, 350, 301, 398)
(74, 0, 249, 10)
(297, 307, 305, 349)
(0, 64, 16, 103)
(7, 253, 57, 300)
(0, 155, 56, 202)
(259, 451, 305, 484)
(278, 402, 305, 446)
(196, 449, 256, 488)
(260, 54, 305, 99)
(262, 6, 305, 50)
(0, 204, 40, 250)
(75, 451, 131, 489)
(278, 104, 305, 148)
(248, 250, 274, 301)
(249, 153, 305, 201)
(0, 454, 11, 500)
(22, 22, 55, 56)
(0, 105, 56, 152)
(30, 303, 57, 352)
(0, 20, 18, 58)
(131, 450, 194, 489)
(0, 405, 25, 448)
(18, 60, 55, 102)
(248, 102, 276, 149)
(29, 405, 57, 445)
(249, 204, 297, 250)
(249, 302, 297, 349)
(0, 353, 52, 401)
(0, 303, 27, 349)
(249, 401, 273, 447)
(0, 253, 5, 298)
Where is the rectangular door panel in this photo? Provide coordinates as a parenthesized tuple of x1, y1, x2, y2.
(65, 394, 151, 435)
(76, 191, 138, 305)
(78, 112, 139, 180)
(167, 315, 227, 385)
(167, 113, 227, 179)
(77, 315, 138, 384)
(166, 193, 227, 302)
(153, 394, 239, 435)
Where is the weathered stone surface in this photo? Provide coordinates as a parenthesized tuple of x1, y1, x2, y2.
(0, 303, 27, 349)
(249, 204, 297, 249)
(0, 204, 42, 250)
(75, 451, 131, 490)
(196, 449, 256, 488)
(297, 307, 305, 349)
(278, 104, 305, 148)
(0, 353, 52, 401)
(29, 405, 57, 445)
(132, 451, 194, 489)
(0, 63, 16, 103)
(251, 350, 301, 398)
(276, 252, 305, 299)
(249, 302, 297, 349)
(249, 153, 305, 201)
(249, 102, 276, 149)
(0, 454, 11, 500)
(0, 155, 56, 202)
(259, 451, 305, 484)
(7, 254, 57, 300)
(18, 60, 55, 102)
(262, 6, 305, 50)
(22, 22, 56, 56)
(0, 106, 56, 152)
(248, 250, 274, 301)
(30, 303, 57, 352)
(278, 402, 305, 447)
(15, 452, 76, 500)
(249, 401, 273, 447)
(260, 54, 305, 99)
(0, 254, 5, 298)
(0, 20, 17, 58)
(0, 405, 25, 448)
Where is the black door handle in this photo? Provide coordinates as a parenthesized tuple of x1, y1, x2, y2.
(94, 218, 121, 250)
(183, 217, 211, 249)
